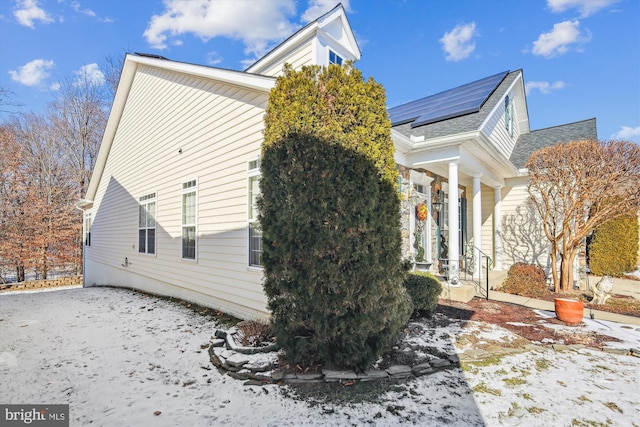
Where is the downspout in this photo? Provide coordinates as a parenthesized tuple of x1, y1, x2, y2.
(74, 204, 87, 288)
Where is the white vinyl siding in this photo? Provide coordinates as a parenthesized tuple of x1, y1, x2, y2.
(498, 184, 550, 269)
(481, 80, 522, 159)
(85, 64, 270, 320)
(480, 186, 495, 259)
(259, 40, 314, 77)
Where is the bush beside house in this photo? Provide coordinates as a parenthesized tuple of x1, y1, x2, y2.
(499, 263, 548, 298)
(588, 214, 639, 277)
(403, 272, 442, 316)
(259, 64, 411, 370)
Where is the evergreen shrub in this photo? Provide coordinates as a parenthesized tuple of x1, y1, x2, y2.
(259, 64, 411, 370)
(499, 263, 548, 298)
(403, 272, 442, 316)
(588, 214, 639, 277)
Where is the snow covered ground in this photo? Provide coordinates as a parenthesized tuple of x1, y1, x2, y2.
(1, 286, 638, 426)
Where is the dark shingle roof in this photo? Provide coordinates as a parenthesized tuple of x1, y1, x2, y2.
(391, 71, 519, 139)
(509, 118, 598, 168)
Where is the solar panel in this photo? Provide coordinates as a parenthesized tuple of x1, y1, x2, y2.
(388, 71, 509, 128)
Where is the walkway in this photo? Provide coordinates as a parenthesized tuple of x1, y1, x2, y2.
(485, 270, 640, 326)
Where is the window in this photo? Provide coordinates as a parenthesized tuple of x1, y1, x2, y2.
(182, 180, 197, 260)
(505, 95, 514, 137)
(84, 213, 92, 247)
(329, 50, 343, 65)
(139, 193, 156, 254)
(248, 160, 262, 267)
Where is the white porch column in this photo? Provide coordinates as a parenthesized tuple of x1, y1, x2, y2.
(494, 186, 503, 270)
(472, 174, 482, 280)
(426, 186, 433, 263)
(448, 161, 460, 286)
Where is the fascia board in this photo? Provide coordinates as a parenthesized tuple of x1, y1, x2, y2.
(391, 129, 414, 153)
(316, 29, 357, 61)
(407, 145, 462, 166)
(131, 55, 275, 92)
(478, 71, 521, 132)
(411, 131, 479, 150)
(458, 146, 505, 187)
(317, 10, 361, 59)
(475, 131, 522, 176)
(83, 54, 138, 204)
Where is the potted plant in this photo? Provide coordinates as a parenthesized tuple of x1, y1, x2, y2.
(554, 298, 584, 324)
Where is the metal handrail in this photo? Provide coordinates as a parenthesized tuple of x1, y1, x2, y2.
(463, 245, 492, 299)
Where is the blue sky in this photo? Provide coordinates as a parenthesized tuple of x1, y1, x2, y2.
(1, 0, 638, 142)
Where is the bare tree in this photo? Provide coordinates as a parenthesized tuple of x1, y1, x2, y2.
(0, 86, 23, 116)
(48, 69, 108, 197)
(527, 140, 640, 292)
(100, 50, 127, 101)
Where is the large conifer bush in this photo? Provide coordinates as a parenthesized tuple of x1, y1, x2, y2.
(259, 64, 411, 370)
(588, 214, 639, 277)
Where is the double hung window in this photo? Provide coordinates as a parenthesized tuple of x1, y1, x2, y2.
(139, 193, 156, 254)
(329, 50, 343, 65)
(248, 160, 262, 267)
(182, 180, 197, 260)
(84, 213, 92, 247)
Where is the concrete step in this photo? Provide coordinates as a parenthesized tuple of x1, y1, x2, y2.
(439, 284, 476, 303)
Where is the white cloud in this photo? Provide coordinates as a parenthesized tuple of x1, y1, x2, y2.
(14, 0, 54, 28)
(301, 0, 350, 23)
(8, 59, 55, 86)
(525, 80, 566, 95)
(76, 63, 105, 86)
(547, 0, 619, 17)
(143, 0, 298, 60)
(532, 20, 590, 58)
(50, 82, 61, 91)
(611, 126, 640, 142)
(206, 51, 223, 66)
(439, 22, 478, 62)
(71, 1, 113, 23)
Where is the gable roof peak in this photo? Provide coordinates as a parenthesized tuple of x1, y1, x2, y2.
(245, 3, 360, 74)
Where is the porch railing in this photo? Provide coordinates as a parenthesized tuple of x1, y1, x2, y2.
(438, 245, 492, 299)
(461, 245, 492, 299)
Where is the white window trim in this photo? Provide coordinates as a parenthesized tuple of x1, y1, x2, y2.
(505, 95, 514, 137)
(181, 179, 198, 261)
(247, 158, 262, 269)
(329, 49, 343, 66)
(138, 192, 157, 256)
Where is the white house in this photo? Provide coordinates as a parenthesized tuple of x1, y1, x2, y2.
(79, 4, 597, 320)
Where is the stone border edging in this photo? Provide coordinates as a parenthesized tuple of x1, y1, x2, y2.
(0, 276, 82, 292)
(209, 328, 640, 386)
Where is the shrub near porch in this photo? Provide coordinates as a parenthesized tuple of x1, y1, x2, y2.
(498, 263, 548, 299)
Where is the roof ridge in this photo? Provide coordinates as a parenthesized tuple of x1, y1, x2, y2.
(528, 117, 597, 133)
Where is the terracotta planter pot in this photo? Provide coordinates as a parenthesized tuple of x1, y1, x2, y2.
(554, 298, 584, 324)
